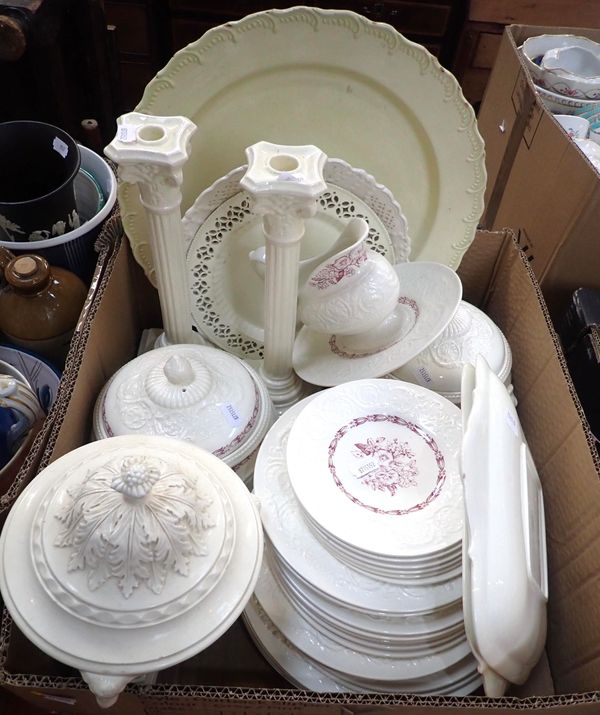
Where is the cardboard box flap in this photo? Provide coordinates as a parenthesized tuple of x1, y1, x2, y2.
(478, 25, 600, 318)
(479, 236, 600, 694)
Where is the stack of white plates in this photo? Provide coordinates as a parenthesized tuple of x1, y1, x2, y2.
(246, 379, 481, 694)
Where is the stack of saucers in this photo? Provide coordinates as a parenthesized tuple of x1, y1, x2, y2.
(246, 379, 481, 694)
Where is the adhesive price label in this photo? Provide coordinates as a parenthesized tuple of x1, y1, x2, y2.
(221, 402, 242, 427)
(118, 125, 138, 143)
(52, 137, 69, 158)
(412, 365, 433, 386)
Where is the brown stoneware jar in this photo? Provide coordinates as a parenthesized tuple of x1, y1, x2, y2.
(0, 254, 87, 365)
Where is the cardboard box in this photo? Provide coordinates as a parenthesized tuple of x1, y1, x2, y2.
(3, 227, 600, 712)
(477, 24, 600, 318)
(0, 210, 121, 525)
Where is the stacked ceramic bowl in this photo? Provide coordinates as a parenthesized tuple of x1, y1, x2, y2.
(246, 379, 481, 694)
(520, 34, 600, 114)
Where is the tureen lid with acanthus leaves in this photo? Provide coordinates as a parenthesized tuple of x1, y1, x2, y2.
(0, 434, 263, 708)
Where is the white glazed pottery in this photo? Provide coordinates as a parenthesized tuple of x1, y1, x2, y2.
(240, 141, 327, 410)
(461, 357, 547, 697)
(553, 114, 590, 139)
(243, 596, 480, 694)
(0, 435, 264, 707)
(0, 343, 61, 413)
(298, 218, 400, 335)
(123, 7, 485, 285)
(535, 83, 600, 114)
(93, 344, 275, 482)
(248, 161, 410, 285)
(184, 159, 408, 360)
(253, 395, 463, 615)
(0, 374, 45, 425)
(0, 358, 30, 388)
(286, 379, 463, 559)
(105, 113, 198, 346)
(254, 556, 472, 683)
(521, 34, 600, 95)
(390, 301, 512, 404)
(574, 138, 600, 172)
(293, 262, 462, 387)
(540, 45, 600, 99)
(270, 551, 464, 639)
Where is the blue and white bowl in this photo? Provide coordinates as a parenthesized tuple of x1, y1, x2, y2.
(0, 344, 61, 414)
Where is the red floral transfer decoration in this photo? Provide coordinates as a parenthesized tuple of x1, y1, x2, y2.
(328, 413, 446, 515)
(352, 437, 418, 495)
(309, 244, 368, 290)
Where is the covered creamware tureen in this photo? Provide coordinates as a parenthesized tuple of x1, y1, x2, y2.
(0, 434, 263, 707)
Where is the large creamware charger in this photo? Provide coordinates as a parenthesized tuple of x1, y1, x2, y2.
(119, 6, 486, 286)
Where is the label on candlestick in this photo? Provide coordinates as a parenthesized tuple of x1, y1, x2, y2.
(118, 125, 138, 143)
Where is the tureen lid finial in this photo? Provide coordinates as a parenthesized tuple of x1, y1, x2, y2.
(163, 355, 195, 385)
(144, 352, 212, 408)
(110, 456, 160, 498)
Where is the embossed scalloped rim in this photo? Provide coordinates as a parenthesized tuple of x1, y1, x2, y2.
(123, 5, 485, 286)
(243, 595, 482, 694)
(31, 451, 237, 628)
(254, 395, 463, 615)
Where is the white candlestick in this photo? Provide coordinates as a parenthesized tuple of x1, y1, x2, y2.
(105, 113, 201, 346)
(241, 142, 327, 409)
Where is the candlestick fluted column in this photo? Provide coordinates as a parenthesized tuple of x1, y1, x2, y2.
(105, 113, 201, 346)
(241, 142, 327, 409)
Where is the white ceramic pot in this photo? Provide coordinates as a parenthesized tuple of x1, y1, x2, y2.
(93, 344, 275, 483)
(0, 434, 264, 707)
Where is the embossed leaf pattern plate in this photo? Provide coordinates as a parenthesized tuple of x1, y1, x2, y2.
(293, 262, 462, 386)
(286, 379, 463, 558)
(253, 395, 462, 615)
(184, 160, 408, 359)
(122, 6, 485, 285)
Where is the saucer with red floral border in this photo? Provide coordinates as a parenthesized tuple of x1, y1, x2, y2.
(293, 262, 462, 387)
(286, 378, 463, 558)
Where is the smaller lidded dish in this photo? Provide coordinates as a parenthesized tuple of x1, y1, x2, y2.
(390, 301, 512, 404)
(298, 218, 399, 336)
(93, 344, 275, 484)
